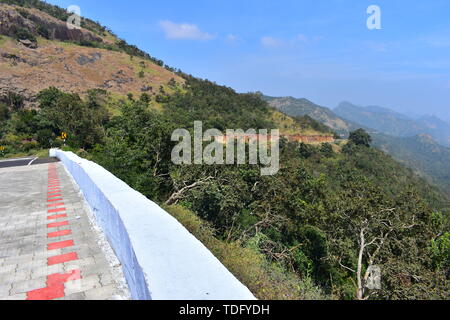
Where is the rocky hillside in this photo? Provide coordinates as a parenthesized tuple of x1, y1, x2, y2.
(0, 3, 102, 43)
(0, 3, 183, 106)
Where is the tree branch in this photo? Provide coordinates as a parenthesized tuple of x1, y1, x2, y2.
(165, 176, 213, 205)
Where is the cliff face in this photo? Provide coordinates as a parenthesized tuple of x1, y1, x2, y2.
(0, 4, 103, 43)
(216, 134, 334, 145)
(286, 134, 334, 144)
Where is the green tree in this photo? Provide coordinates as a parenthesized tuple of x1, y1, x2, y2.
(0, 102, 9, 121)
(37, 88, 109, 149)
(349, 129, 372, 147)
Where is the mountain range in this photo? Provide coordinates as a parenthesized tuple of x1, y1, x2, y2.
(335, 101, 450, 147)
(263, 95, 450, 196)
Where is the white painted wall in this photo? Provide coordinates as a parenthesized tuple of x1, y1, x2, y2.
(50, 149, 256, 300)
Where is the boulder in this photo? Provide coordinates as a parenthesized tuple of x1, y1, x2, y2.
(19, 39, 37, 48)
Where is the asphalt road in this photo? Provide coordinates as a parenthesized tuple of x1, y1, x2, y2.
(0, 157, 59, 169)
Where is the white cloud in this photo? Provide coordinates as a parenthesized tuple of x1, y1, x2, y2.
(261, 36, 284, 47)
(227, 34, 237, 42)
(225, 34, 244, 45)
(296, 34, 309, 43)
(159, 20, 215, 40)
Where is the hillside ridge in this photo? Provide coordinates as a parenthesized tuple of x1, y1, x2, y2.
(0, 2, 183, 105)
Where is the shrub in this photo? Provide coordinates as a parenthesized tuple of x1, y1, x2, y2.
(0, 102, 10, 121)
(36, 24, 51, 39)
(36, 128, 55, 148)
(11, 26, 36, 42)
(164, 205, 328, 300)
(3, 92, 25, 111)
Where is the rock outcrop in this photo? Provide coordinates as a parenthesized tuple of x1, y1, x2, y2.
(286, 134, 334, 144)
(0, 4, 103, 44)
(216, 134, 334, 145)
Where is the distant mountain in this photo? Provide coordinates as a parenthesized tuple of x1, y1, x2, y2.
(416, 115, 450, 147)
(263, 95, 450, 195)
(373, 133, 450, 196)
(334, 102, 450, 147)
(261, 95, 360, 136)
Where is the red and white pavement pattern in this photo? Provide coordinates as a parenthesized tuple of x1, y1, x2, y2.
(0, 163, 129, 300)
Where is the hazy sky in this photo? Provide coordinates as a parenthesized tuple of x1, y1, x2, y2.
(49, 0, 450, 121)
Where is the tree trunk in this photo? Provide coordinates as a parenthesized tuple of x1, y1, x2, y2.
(356, 228, 365, 300)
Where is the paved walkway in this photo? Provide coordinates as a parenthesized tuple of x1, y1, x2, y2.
(0, 162, 129, 300)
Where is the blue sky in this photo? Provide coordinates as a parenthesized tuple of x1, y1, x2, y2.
(48, 0, 450, 121)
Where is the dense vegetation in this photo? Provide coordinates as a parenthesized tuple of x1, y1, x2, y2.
(373, 133, 450, 199)
(1, 77, 448, 300)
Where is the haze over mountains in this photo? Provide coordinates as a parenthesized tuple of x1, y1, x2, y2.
(334, 102, 450, 148)
(263, 95, 450, 196)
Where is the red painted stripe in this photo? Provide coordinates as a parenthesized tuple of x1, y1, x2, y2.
(47, 214, 67, 220)
(27, 165, 82, 299)
(48, 252, 78, 265)
(26, 285, 65, 300)
(48, 208, 66, 213)
(47, 269, 81, 286)
(47, 229, 71, 238)
(26, 270, 81, 300)
(48, 207, 66, 214)
(47, 202, 65, 208)
(47, 240, 74, 250)
(47, 221, 69, 228)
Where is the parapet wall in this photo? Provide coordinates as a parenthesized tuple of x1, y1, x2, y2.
(50, 149, 256, 300)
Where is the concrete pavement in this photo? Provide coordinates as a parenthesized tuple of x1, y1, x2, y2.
(0, 162, 130, 300)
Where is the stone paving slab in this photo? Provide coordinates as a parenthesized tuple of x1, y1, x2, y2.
(0, 163, 130, 300)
